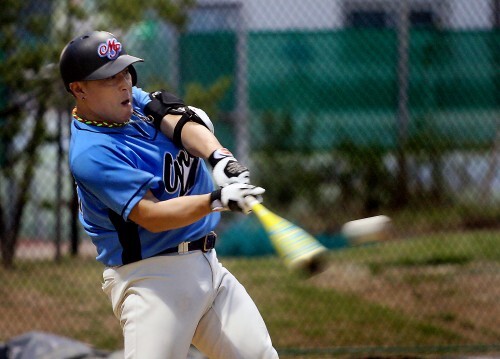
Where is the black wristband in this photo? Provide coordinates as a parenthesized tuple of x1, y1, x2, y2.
(209, 189, 223, 211)
(208, 150, 220, 167)
(210, 189, 221, 203)
(208, 148, 233, 167)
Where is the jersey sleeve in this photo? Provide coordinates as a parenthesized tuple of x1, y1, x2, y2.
(132, 86, 152, 113)
(71, 143, 155, 220)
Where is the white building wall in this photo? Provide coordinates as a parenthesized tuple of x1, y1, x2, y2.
(448, 0, 493, 29)
(242, 0, 342, 30)
(196, 0, 494, 30)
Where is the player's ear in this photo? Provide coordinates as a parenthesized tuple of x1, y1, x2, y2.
(69, 82, 86, 100)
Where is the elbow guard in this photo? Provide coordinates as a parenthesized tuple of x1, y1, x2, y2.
(143, 90, 214, 149)
(172, 106, 215, 149)
(143, 90, 186, 130)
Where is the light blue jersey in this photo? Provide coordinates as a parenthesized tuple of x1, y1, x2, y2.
(69, 87, 220, 266)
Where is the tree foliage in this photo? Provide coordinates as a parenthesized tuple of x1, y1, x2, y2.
(96, 0, 196, 31)
(0, 1, 74, 269)
(0, 0, 199, 269)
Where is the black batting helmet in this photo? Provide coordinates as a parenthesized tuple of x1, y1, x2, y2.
(59, 31, 144, 92)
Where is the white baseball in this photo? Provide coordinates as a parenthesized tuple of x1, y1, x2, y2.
(341, 215, 392, 245)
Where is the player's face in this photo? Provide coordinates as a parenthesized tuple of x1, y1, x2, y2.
(80, 68, 133, 123)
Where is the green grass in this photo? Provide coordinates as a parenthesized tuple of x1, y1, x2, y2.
(0, 229, 499, 357)
(224, 259, 463, 350)
(331, 229, 500, 265)
(224, 230, 500, 353)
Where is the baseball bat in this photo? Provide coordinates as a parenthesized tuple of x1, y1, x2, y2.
(245, 196, 328, 275)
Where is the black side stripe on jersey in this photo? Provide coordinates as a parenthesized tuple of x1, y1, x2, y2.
(108, 210, 142, 265)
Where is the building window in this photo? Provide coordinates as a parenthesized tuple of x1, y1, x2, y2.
(347, 10, 394, 28)
(344, 0, 444, 29)
(409, 10, 436, 28)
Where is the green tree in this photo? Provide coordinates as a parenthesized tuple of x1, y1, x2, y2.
(0, 0, 199, 269)
(0, 0, 78, 269)
(96, 0, 195, 30)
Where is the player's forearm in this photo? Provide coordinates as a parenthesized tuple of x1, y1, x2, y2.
(180, 122, 223, 158)
(129, 194, 212, 233)
(159, 114, 222, 158)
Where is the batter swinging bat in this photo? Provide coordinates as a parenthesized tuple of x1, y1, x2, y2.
(245, 196, 328, 275)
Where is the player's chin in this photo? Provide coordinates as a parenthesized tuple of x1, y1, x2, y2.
(118, 101, 133, 119)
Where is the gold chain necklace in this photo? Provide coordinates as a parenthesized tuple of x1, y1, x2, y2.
(72, 107, 130, 128)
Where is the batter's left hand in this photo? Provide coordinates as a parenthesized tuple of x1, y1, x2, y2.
(209, 148, 250, 187)
(210, 183, 264, 214)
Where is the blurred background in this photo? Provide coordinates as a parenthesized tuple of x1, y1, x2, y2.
(0, 0, 499, 358)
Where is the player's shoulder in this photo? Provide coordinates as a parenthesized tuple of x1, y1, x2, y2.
(70, 125, 129, 176)
(132, 86, 151, 112)
(70, 121, 122, 149)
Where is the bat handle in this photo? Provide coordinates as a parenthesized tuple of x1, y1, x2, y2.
(244, 195, 260, 208)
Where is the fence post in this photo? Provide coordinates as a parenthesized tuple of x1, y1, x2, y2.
(55, 109, 64, 262)
(395, 0, 410, 206)
(234, 3, 249, 165)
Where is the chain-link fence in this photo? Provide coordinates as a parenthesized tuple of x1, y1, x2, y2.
(1, 0, 499, 357)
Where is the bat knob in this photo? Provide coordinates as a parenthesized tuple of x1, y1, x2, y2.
(296, 251, 329, 277)
(306, 256, 326, 275)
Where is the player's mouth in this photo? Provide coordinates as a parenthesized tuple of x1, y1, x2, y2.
(121, 99, 131, 106)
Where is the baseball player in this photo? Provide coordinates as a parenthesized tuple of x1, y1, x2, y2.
(59, 31, 279, 359)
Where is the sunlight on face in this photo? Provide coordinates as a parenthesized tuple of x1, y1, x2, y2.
(81, 68, 133, 123)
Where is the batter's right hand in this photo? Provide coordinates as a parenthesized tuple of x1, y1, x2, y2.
(210, 183, 265, 214)
(209, 148, 250, 187)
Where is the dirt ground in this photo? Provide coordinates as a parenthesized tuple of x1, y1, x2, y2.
(9, 239, 500, 358)
(309, 260, 500, 344)
(15, 239, 98, 260)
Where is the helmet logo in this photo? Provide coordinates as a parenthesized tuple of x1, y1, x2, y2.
(97, 38, 122, 60)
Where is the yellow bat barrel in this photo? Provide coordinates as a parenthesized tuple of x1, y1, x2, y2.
(247, 198, 327, 274)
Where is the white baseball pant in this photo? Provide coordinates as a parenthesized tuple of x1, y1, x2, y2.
(102, 249, 279, 359)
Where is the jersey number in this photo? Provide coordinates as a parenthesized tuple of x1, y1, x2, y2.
(163, 151, 199, 196)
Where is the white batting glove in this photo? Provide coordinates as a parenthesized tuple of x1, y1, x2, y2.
(210, 183, 265, 214)
(208, 148, 250, 187)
